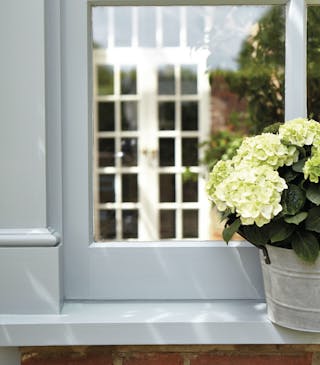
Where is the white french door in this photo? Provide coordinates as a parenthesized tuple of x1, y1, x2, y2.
(93, 48, 211, 241)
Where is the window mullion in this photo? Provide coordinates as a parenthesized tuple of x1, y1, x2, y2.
(285, 0, 307, 120)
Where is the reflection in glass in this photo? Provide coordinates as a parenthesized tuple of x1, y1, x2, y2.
(307, 7, 320, 122)
(98, 65, 113, 95)
(99, 138, 115, 167)
(186, 7, 204, 47)
(182, 138, 198, 166)
(92, 7, 108, 49)
(159, 174, 175, 202)
(158, 65, 175, 95)
(114, 7, 132, 46)
(121, 101, 137, 131)
(183, 178, 198, 202)
(183, 210, 198, 238)
(122, 174, 138, 202)
(160, 210, 175, 239)
(99, 175, 115, 202)
(182, 102, 198, 130)
(121, 66, 137, 95)
(138, 7, 156, 47)
(181, 65, 197, 94)
(121, 138, 138, 166)
(159, 102, 175, 130)
(92, 5, 285, 242)
(162, 7, 180, 47)
(122, 210, 138, 238)
(159, 138, 175, 166)
(98, 102, 115, 131)
(209, 6, 284, 133)
(99, 210, 116, 239)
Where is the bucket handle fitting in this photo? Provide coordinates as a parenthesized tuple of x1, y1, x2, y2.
(257, 245, 271, 265)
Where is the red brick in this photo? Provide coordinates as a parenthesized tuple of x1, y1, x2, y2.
(124, 353, 183, 365)
(22, 353, 113, 365)
(190, 353, 312, 365)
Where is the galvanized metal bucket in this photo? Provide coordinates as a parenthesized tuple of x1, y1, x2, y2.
(260, 245, 320, 332)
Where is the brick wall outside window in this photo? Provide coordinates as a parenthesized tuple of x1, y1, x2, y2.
(21, 345, 320, 365)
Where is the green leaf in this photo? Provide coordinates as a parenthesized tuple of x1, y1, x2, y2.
(240, 224, 269, 246)
(281, 169, 299, 183)
(268, 221, 295, 243)
(222, 219, 241, 243)
(292, 158, 306, 173)
(292, 231, 319, 263)
(281, 184, 306, 215)
(284, 212, 308, 225)
(219, 208, 232, 222)
(305, 207, 320, 233)
(306, 184, 320, 205)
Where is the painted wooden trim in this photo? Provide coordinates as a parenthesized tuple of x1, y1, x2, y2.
(89, 0, 288, 5)
(285, 0, 307, 120)
(0, 228, 60, 247)
(1, 301, 320, 346)
(0, 245, 62, 314)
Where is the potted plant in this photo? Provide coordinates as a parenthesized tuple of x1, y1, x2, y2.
(206, 118, 320, 332)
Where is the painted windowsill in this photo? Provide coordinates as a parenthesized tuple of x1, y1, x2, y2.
(1, 300, 320, 346)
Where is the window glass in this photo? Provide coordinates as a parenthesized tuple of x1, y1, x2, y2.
(92, 5, 285, 242)
(138, 7, 156, 47)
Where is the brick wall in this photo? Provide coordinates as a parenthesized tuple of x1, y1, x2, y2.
(21, 345, 320, 365)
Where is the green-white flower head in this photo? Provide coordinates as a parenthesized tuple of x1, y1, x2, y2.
(233, 133, 299, 169)
(206, 160, 234, 198)
(304, 148, 320, 183)
(208, 165, 287, 226)
(279, 118, 320, 147)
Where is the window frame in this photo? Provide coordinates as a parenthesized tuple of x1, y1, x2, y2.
(61, 0, 308, 300)
(3, 0, 320, 350)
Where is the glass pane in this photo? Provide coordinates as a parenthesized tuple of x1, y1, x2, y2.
(138, 7, 156, 47)
(99, 138, 115, 167)
(182, 138, 198, 166)
(92, 7, 108, 49)
(186, 7, 204, 47)
(162, 7, 180, 47)
(159, 102, 175, 130)
(209, 6, 285, 134)
(183, 210, 198, 238)
(182, 102, 198, 130)
(158, 65, 175, 95)
(99, 174, 115, 203)
(99, 210, 116, 240)
(122, 210, 138, 238)
(98, 102, 115, 131)
(121, 138, 138, 166)
(159, 138, 175, 166)
(159, 174, 175, 202)
(121, 101, 137, 131)
(122, 174, 138, 202)
(121, 66, 137, 95)
(114, 7, 132, 47)
(183, 178, 198, 202)
(181, 65, 197, 94)
(160, 210, 175, 239)
(92, 5, 285, 242)
(97, 65, 113, 95)
(308, 7, 320, 121)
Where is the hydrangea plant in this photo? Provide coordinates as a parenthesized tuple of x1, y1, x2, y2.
(207, 118, 320, 263)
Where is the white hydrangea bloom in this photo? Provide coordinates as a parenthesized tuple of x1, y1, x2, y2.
(206, 160, 234, 198)
(233, 133, 298, 169)
(279, 118, 320, 147)
(208, 165, 287, 227)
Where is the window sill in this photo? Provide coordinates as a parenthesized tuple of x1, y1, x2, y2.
(1, 300, 320, 346)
